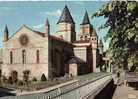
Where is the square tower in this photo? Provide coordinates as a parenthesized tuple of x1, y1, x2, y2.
(56, 5, 76, 43)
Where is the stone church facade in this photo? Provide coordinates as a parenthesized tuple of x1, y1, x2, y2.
(1, 5, 104, 81)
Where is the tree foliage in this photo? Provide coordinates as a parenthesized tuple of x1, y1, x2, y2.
(91, 1, 138, 69)
(41, 73, 47, 81)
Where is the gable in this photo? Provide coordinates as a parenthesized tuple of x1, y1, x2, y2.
(5, 25, 48, 48)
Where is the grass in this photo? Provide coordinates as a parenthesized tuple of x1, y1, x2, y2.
(0, 78, 71, 91)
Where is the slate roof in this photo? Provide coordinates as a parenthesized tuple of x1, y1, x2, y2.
(46, 18, 49, 25)
(4, 25, 8, 34)
(33, 30, 75, 46)
(81, 11, 90, 25)
(73, 40, 90, 43)
(91, 28, 97, 36)
(57, 5, 74, 24)
(67, 56, 85, 64)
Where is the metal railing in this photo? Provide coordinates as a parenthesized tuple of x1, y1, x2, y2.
(1, 73, 112, 99)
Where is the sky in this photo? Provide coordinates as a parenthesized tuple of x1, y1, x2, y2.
(0, 1, 110, 51)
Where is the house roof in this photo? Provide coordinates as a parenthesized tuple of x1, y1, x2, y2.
(73, 40, 90, 43)
(81, 11, 90, 25)
(57, 5, 74, 24)
(4, 25, 9, 34)
(67, 56, 85, 64)
(33, 30, 75, 46)
(46, 18, 50, 25)
(49, 35, 75, 46)
(6, 25, 75, 47)
(33, 30, 45, 37)
(91, 28, 97, 36)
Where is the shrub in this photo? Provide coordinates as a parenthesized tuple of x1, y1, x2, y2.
(16, 80, 23, 86)
(32, 77, 37, 82)
(50, 68, 57, 80)
(41, 74, 47, 81)
(4, 79, 9, 84)
(7, 76, 12, 84)
(2, 76, 7, 83)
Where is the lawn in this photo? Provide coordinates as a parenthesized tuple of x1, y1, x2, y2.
(0, 78, 71, 91)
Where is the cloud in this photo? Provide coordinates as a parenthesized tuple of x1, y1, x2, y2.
(74, 1, 85, 5)
(40, 9, 62, 17)
(33, 24, 44, 29)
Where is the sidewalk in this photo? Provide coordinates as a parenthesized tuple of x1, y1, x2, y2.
(112, 84, 138, 99)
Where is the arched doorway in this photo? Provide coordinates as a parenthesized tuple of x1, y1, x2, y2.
(11, 71, 18, 83)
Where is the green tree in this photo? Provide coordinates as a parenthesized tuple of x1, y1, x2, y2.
(91, 1, 138, 69)
(41, 73, 47, 81)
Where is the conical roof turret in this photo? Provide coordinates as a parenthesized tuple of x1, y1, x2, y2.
(46, 18, 50, 26)
(4, 25, 8, 34)
(81, 11, 90, 25)
(57, 5, 74, 24)
(4, 25, 9, 41)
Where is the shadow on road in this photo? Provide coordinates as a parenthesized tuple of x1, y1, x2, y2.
(0, 87, 15, 97)
(128, 82, 138, 90)
(94, 79, 117, 99)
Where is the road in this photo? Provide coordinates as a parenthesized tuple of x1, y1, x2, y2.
(112, 84, 138, 99)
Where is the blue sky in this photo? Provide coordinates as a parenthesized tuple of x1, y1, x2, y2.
(0, 1, 110, 51)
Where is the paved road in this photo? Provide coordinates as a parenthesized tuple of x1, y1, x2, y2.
(112, 72, 138, 99)
(112, 84, 138, 99)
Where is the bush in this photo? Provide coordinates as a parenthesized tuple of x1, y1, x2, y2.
(41, 74, 47, 81)
(32, 77, 37, 82)
(2, 76, 7, 83)
(2, 76, 12, 84)
(4, 79, 9, 84)
(50, 68, 57, 80)
(16, 80, 23, 86)
(7, 76, 12, 84)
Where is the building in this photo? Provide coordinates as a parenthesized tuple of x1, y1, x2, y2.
(1, 5, 104, 81)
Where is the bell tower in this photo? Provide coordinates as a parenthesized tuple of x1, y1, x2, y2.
(56, 5, 76, 42)
(91, 29, 98, 49)
(90, 27, 99, 73)
(79, 11, 93, 41)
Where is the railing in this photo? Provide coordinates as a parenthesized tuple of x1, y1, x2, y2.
(1, 73, 112, 99)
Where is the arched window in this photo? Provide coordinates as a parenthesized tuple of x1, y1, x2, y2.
(22, 50, 26, 64)
(85, 36, 87, 38)
(36, 50, 39, 64)
(10, 51, 13, 64)
(60, 35, 63, 39)
(80, 36, 83, 40)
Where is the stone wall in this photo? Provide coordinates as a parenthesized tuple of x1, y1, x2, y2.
(56, 22, 76, 43)
(50, 36, 74, 76)
(2, 26, 49, 80)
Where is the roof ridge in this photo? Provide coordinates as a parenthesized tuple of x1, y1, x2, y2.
(57, 5, 74, 24)
(81, 11, 90, 25)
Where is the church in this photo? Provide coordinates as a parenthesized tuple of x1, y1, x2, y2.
(1, 5, 104, 81)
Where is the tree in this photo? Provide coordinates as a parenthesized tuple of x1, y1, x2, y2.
(41, 73, 47, 81)
(23, 70, 30, 85)
(91, 1, 138, 70)
(49, 67, 57, 80)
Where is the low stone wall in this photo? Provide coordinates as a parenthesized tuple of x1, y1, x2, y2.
(0, 73, 112, 99)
